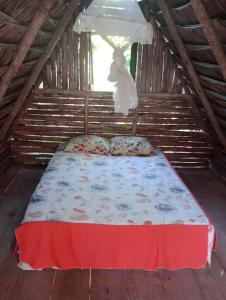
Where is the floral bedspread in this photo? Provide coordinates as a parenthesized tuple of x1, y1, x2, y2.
(22, 150, 212, 228)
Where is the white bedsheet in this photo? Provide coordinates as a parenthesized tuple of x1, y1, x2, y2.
(22, 151, 211, 225)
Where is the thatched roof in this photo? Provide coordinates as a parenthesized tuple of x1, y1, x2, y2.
(147, 0, 226, 178)
(0, 0, 226, 178)
(0, 0, 79, 119)
(0, 0, 84, 173)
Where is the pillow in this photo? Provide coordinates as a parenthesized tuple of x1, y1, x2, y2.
(57, 142, 67, 152)
(64, 135, 110, 155)
(110, 136, 155, 156)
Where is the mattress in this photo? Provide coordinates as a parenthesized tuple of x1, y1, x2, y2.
(15, 149, 215, 270)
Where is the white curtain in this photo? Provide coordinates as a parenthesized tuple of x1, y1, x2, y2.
(104, 38, 138, 116)
(74, 0, 153, 115)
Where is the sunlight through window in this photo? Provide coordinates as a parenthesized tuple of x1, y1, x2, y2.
(91, 35, 131, 91)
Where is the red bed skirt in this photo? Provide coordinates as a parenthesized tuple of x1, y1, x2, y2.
(15, 221, 210, 270)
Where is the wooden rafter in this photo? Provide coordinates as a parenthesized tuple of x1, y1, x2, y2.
(150, 20, 191, 95)
(191, 0, 226, 83)
(0, 42, 41, 51)
(0, 0, 55, 100)
(0, 22, 51, 40)
(150, 20, 208, 132)
(158, 0, 226, 150)
(0, 0, 82, 141)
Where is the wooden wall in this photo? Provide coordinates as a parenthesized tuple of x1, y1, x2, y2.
(138, 26, 187, 94)
(10, 89, 212, 169)
(39, 21, 185, 94)
(40, 24, 92, 91)
(3, 5, 215, 172)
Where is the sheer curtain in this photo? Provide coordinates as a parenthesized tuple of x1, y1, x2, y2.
(74, 0, 153, 115)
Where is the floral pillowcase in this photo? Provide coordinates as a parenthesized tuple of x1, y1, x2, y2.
(110, 136, 156, 156)
(64, 135, 110, 155)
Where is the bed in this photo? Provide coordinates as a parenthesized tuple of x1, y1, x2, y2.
(15, 147, 215, 270)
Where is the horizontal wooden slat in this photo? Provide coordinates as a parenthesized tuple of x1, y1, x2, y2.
(10, 90, 212, 168)
(33, 89, 193, 99)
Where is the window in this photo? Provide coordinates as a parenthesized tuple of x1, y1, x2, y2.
(91, 35, 131, 91)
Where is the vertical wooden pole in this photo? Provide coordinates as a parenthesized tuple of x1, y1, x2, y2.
(74, 33, 79, 89)
(68, 23, 75, 89)
(51, 50, 57, 89)
(84, 33, 89, 134)
(130, 43, 138, 81)
(62, 32, 68, 90)
(84, 94, 89, 134)
(56, 44, 62, 89)
(79, 33, 85, 90)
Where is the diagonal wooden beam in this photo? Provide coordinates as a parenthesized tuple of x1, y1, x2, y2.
(150, 19, 191, 95)
(150, 19, 208, 133)
(0, 0, 55, 100)
(0, 0, 82, 141)
(191, 0, 226, 83)
(158, 0, 226, 150)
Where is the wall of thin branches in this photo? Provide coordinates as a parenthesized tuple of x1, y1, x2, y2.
(3, 0, 225, 175)
(40, 26, 93, 90)
(138, 27, 185, 94)
(11, 89, 212, 169)
(38, 21, 185, 94)
(8, 16, 214, 170)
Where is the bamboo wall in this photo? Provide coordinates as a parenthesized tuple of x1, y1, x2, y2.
(10, 89, 212, 169)
(39, 22, 185, 94)
(40, 24, 92, 90)
(138, 28, 186, 94)
(9, 20, 213, 169)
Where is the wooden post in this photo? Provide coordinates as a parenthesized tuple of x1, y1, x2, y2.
(158, 0, 226, 150)
(0, 0, 55, 100)
(84, 43, 89, 134)
(191, 0, 226, 83)
(84, 94, 89, 135)
(0, 0, 82, 141)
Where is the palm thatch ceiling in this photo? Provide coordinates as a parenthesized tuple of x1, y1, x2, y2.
(0, 0, 226, 178)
